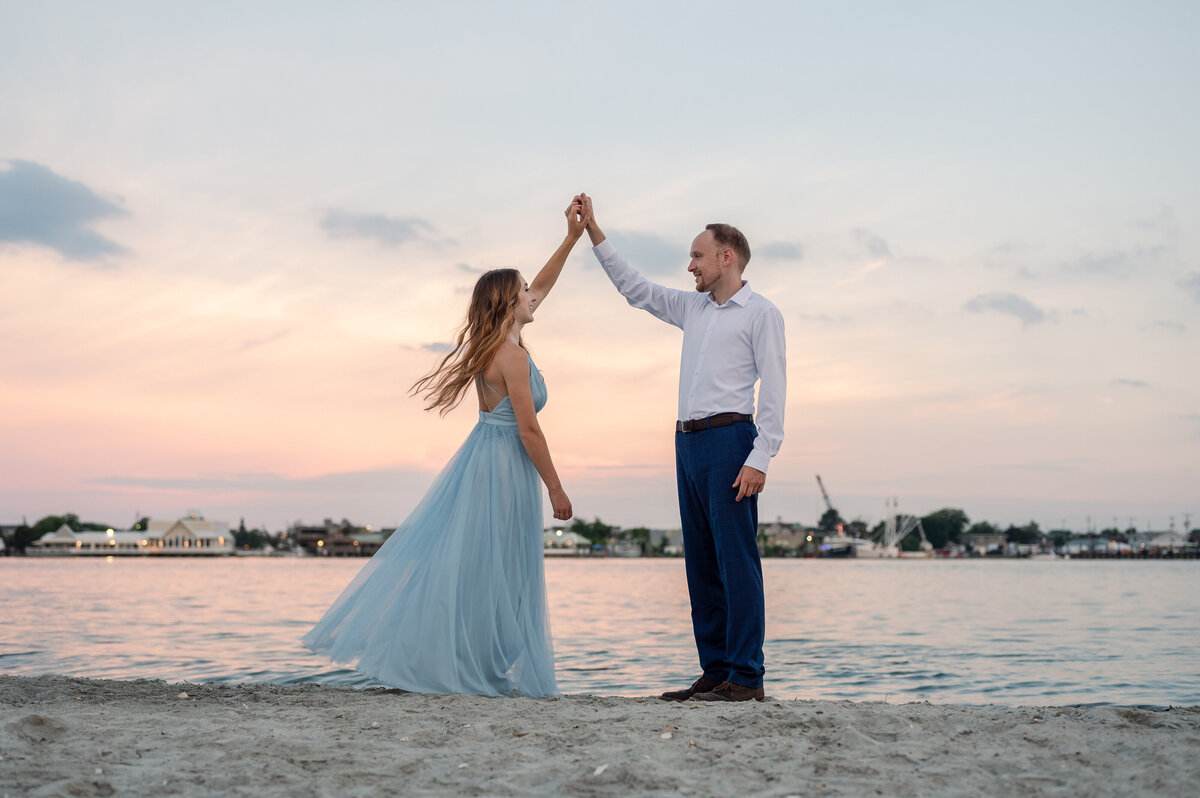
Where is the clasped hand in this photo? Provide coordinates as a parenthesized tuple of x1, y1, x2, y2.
(565, 197, 591, 239)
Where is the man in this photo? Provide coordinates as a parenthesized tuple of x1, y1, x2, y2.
(578, 193, 786, 702)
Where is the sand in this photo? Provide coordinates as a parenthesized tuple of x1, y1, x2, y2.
(1, 676, 1197, 797)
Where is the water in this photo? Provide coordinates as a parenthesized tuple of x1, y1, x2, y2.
(1, 557, 1196, 706)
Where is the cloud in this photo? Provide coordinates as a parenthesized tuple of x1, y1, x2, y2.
(320, 209, 435, 247)
(852, 228, 892, 259)
(603, 230, 686, 276)
(1182, 272, 1200, 303)
(1140, 320, 1186, 333)
(1063, 245, 1168, 277)
(238, 330, 290, 352)
(422, 342, 454, 353)
(0, 159, 127, 260)
(1184, 414, 1200, 441)
(760, 241, 805, 260)
(797, 312, 851, 324)
(1131, 206, 1176, 234)
(92, 468, 429, 495)
(990, 458, 1095, 472)
(1111, 378, 1150, 389)
(964, 292, 1046, 326)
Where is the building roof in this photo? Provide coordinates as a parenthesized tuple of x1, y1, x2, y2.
(32, 524, 149, 545)
(544, 530, 590, 546)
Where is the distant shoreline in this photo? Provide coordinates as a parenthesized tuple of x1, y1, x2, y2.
(4, 551, 1198, 561)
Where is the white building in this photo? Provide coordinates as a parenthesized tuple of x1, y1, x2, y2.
(1127, 530, 1191, 552)
(29, 514, 234, 556)
(543, 528, 592, 556)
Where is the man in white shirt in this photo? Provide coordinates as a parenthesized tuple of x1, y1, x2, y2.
(578, 194, 786, 702)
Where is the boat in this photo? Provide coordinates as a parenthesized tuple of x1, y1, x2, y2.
(821, 500, 933, 559)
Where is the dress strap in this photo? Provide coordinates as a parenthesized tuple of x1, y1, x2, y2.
(479, 375, 503, 396)
(477, 373, 508, 414)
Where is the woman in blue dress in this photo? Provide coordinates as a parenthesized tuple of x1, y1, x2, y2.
(302, 200, 587, 697)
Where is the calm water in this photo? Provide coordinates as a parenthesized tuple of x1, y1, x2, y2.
(1, 558, 1196, 706)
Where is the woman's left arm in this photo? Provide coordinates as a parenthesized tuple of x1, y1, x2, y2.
(529, 197, 589, 305)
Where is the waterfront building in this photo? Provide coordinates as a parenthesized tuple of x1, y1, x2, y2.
(288, 518, 386, 556)
(758, 517, 816, 556)
(543, 529, 592, 556)
(1064, 536, 1132, 556)
(1126, 530, 1191, 552)
(28, 514, 233, 556)
(960, 531, 1006, 554)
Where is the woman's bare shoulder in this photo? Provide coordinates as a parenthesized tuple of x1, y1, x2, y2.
(493, 342, 528, 365)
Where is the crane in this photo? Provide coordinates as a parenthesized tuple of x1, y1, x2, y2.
(815, 475, 834, 513)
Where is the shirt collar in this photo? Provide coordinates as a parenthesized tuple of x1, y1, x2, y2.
(708, 280, 754, 308)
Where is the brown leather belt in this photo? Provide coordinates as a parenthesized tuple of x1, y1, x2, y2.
(676, 413, 754, 433)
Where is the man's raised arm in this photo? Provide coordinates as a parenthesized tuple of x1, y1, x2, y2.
(577, 193, 687, 329)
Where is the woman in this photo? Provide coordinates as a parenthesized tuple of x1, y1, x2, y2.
(302, 200, 587, 697)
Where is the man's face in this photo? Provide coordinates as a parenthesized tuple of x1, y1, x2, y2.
(688, 231, 725, 294)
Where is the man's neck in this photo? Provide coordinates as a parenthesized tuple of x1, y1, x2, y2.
(709, 276, 745, 306)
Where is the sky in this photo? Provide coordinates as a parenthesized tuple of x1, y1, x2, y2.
(2, 1, 1197, 535)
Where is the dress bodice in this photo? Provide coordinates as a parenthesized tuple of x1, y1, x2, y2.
(478, 355, 546, 426)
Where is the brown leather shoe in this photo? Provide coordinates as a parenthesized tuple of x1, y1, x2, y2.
(659, 675, 722, 702)
(691, 680, 765, 702)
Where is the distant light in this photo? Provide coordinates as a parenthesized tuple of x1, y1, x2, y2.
(365, 525, 372, 532)
(556, 530, 563, 537)
(353, 540, 360, 546)
(317, 540, 325, 547)
(109, 540, 115, 547)
(806, 535, 812, 542)
(106, 529, 114, 537)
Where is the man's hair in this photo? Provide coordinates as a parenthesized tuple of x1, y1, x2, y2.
(705, 223, 751, 269)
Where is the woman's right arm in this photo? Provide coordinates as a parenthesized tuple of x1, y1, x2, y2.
(528, 198, 589, 305)
(497, 345, 572, 521)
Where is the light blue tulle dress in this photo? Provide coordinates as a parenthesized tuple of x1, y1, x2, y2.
(302, 354, 557, 697)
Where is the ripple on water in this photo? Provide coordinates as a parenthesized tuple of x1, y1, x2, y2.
(1, 558, 1198, 705)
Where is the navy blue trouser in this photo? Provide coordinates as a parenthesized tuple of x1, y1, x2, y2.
(675, 421, 765, 688)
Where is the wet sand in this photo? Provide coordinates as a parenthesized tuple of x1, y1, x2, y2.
(2, 675, 1197, 797)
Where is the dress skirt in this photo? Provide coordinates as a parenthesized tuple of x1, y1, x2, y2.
(302, 359, 556, 697)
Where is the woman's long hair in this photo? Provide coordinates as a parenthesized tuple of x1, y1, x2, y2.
(411, 268, 523, 415)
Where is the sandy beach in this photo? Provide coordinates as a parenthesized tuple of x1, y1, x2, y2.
(3, 677, 1198, 797)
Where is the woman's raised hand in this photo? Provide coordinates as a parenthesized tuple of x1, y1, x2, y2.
(565, 196, 589, 239)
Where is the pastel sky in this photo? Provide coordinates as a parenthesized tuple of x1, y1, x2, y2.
(2, 1, 1197, 534)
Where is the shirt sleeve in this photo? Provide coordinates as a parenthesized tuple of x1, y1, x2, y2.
(593, 239, 689, 329)
(744, 303, 786, 473)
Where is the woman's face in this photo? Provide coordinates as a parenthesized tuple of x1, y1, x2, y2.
(513, 276, 535, 325)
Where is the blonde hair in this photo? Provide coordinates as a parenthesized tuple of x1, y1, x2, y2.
(411, 268, 523, 415)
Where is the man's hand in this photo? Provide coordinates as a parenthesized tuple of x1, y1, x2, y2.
(577, 192, 605, 246)
(732, 466, 766, 502)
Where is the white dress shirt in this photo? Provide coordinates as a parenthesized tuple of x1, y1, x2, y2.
(593, 239, 786, 474)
